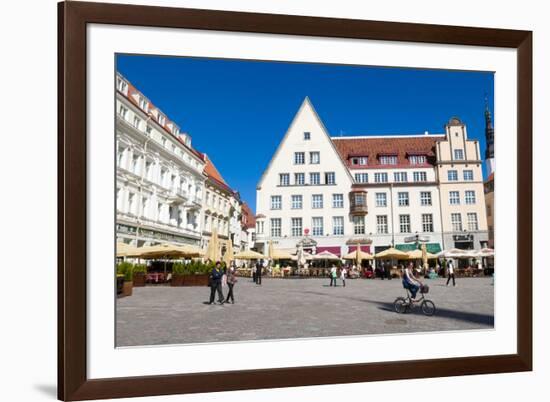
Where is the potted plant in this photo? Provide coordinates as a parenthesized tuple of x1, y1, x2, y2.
(132, 264, 147, 287)
(190, 261, 211, 286)
(117, 261, 134, 296)
(171, 262, 187, 286)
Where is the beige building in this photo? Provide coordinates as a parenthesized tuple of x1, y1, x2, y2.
(436, 117, 489, 250)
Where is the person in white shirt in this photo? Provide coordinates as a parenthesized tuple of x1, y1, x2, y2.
(329, 265, 337, 287)
(340, 266, 347, 287)
(446, 259, 456, 287)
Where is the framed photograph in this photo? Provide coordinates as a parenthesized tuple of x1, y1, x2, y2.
(58, 1, 532, 400)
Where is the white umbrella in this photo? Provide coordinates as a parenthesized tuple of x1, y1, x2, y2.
(312, 250, 340, 260)
(476, 248, 495, 257)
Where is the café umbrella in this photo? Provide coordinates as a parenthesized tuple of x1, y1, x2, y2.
(233, 250, 266, 260)
(223, 238, 234, 267)
(116, 242, 141, 258)
(205, 228, 220, 262)
(374, 247, 409, 259)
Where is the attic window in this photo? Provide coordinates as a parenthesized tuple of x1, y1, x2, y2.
(379, 155, 398, 165)
(409, 155, 427, 165)
(304, 132, 311, 140)
(351, 157, 368, 166)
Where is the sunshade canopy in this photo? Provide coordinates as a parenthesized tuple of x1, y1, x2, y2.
(312, 250, 340, 260)
(342, 249, 374, 260)
(374, 247, 409, 259)
(233, 250, 266, 260)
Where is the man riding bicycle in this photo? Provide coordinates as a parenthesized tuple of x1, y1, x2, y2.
(402, 262, 423, 301)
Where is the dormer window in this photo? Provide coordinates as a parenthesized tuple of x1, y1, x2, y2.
(173, 126, 179, 136)
(379, 154, 398, 165)
(157, 113, 166, 126)
(351, 157, 368, 166)
(409, 155, 427, 165)
(138, 97, 148, 112)
(304, 132, 311, 140)
(116, 77, 128, 94)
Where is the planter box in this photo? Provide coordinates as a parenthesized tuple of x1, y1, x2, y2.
(133, 273, 146, 287)
(171, 274, 185, 286)
(122, 281, 133, 297)
(184, 274, 209, 286)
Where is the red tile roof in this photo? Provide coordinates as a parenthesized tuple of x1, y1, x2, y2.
(241, 202, 256, 229)
(331, 135, 444, 169)
(202, 154, 227, 185)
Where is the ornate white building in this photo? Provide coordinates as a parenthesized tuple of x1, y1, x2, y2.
(255, 97, 489, 256)
(116, 73, 205, 247)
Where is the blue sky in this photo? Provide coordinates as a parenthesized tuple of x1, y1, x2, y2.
(117, 55, 494, 212)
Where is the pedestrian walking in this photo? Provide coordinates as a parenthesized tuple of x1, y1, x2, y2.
(208, 261, 225, 304)
(225, 265, 237, 304)
(329, 265, 337, 286)
(340, 266, 347, 287)
(446, 259, 456, 287)
(255, 259, 263, 285)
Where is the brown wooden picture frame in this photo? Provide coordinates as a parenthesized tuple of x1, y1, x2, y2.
(58, 1, 532, 400)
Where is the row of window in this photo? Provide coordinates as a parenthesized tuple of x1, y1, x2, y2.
(449, 190, 477, 205)
(264, 212, 479, 237)
(293, 151, 320, 165)
(204, 191, 230, 214)
(354, 171, 428, 183)
(350, 154, 430, 167)
(448, 169, 474, 181)
(279, 172, 336, 186)
(270, 191, 435, 210)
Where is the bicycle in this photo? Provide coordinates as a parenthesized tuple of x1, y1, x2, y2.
(394, 285, 436, 316)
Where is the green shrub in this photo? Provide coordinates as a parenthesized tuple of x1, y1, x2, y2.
(116, 261, 134, 281)
(172, 262, 188, 275)
(133, 264, 147, 274)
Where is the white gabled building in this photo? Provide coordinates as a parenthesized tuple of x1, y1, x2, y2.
(255, 97, 354, 255)
(255, 97, 489, 257)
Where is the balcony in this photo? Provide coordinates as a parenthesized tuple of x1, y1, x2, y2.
(349, 191, 368, 216)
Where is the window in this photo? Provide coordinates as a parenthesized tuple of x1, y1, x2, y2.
(449, 191, 460, 205)
(394, 172, 408, 182)
(376, 215, 388, 234)
(420, 191, 432, 206)
(304, 132, 311, 140)
(310, 151, 320, 164)
(291, 218, 303, 237)
(145, 125, 152, 136)
(157, 113, 166, 126)
(422, 214, 434, 232)
(353, 216, 365, 235)
(270, 218, 282, 237)
(448, 170, 458, 181)
(374, 172, 388, 183)
(351, 156, 368, 165)
(294, 173, 305, 185)
(451, 213, 463, 231)
(464, 170, 474, 181)
(173, 127, 179, 136)
(332, 216, 344, 235)
(291, 195, 303, 209)
(312, 217, 324, 236)
(132, 154, 140, 174)
(138, 97, 148, 111)
(375, 193, 387, 207)
(118, 104, 128, 119)
(465, 190, 476, 204)
(380, 155, 398, 165)
(325, 172, 336, 185)
(399, 215, 411, 233)
(312, 194, 323, 209)
(409, 155, 427, 165)
(454, 149, 464, 160)
(354, 173, 368, 183)
(398, 192, 409, 207)
(487, 205, 492, 217)
(257, 221, 264, 234)
(270, 195, 282, 210)
(294, 152, 305, 165)
(467, 213, 479, 231)
(310, 172, 320, 185)
(332, 194, 344, 208)
(133, 116, 141, 129)
(116, 77, 128, 93)
(353, 192, 366, 206)
(413, 171, 427, 182)
(279, 173, 290, 186)
(128, 192, 137, 215)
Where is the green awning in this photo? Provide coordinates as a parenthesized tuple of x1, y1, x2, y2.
(395, 243, 442, 254)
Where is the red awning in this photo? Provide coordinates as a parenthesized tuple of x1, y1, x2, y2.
(348, 245, 371, 253)
(316, 246, 341, 257)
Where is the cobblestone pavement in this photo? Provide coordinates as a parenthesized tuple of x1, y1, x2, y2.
(116, 277, 494, 347)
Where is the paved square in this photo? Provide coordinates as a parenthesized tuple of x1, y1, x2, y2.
(116, 277, 494, 347)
